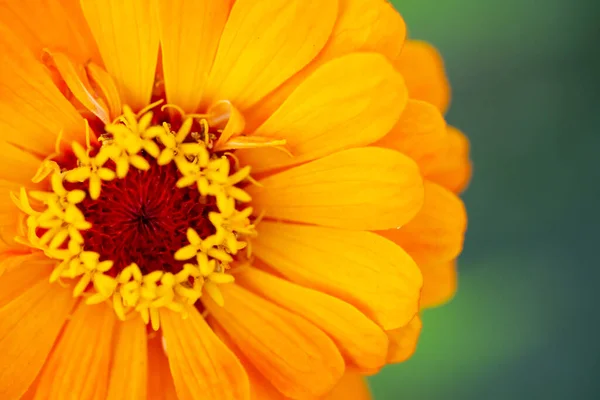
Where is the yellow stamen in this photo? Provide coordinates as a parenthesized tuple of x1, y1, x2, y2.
(100, 105, 165, 178)
(156, 118, 207, 166)
(217, 136, 288, 152)
(16, 102, 262, 328)
(137, 99, 165, 119)
(64, 142, 115, 200)
(32, 129, 64, 184)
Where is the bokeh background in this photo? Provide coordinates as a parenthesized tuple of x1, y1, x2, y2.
(370, 0, 600, 399)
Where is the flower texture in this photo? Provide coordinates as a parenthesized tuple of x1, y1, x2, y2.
(0, 0, 471, 399)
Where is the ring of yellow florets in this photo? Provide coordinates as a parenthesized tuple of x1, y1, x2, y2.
(12, 104, 256, 330)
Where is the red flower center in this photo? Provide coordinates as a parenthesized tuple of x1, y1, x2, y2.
(79, 158, 216, 275)
(54, 139, 223, 275)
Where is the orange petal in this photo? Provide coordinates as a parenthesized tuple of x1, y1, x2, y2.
(247, 147, 424, 231)
(203, 0, 337, 110)
(0, 0, 100, 64)
(45, 50, 111, 124)
(0, 24, 85, 154)
(0, 253, 52, 308)
(324, 370, 372, 400)
(157, 0, 232, 112)
(236, 52, 408, 173)
(0, 230, 22, 255)
(420, 260, 458, 308)
(245, 370, 286, 400)
(0, 142, 43, 185)
(329, 0, 406, 59)
(237, 267, 389, 370)
(0, 180, 40, 253)
(386, 316, 422, 363)
(147, 334, 178, 400)
(245, 0, 406, 129)
(378, 181, 467, 265)
(375, 99, 447, 173)
(395, 40, 451, 114)
(0, 186, 30, 253)
(204, 284, 345, 399)
(210, 101, 246, 150)
(208, 320, 284, 400)
(253, 221, 422, 330)
(159, 307, 250, 400)
(81, 0, 160, 110)
(0, 280, 75, 400)
(425, 126, 472, 194)
(86, 62, 123, 120)
(20, 374, 41, 400)
(107, 317, 148, 400)
(34, 303, 116, 400)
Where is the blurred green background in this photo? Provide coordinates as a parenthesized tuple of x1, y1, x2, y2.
(370, 0, 600, 399)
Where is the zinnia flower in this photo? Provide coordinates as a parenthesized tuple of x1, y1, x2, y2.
(0, 0, 470, 399)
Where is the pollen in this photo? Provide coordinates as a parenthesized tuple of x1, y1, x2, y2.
(14, 104, 259, 329)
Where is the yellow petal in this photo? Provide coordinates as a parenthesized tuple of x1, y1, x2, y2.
(324, 370, 372, 400)
(157, 149, 175, 166)
(0, 0, 100, 64)
(97, 167, 116, 181)
(253, 221, 422, 330)
(237, 268, 388, 370)
(147, 335, 178, 400)
(0, 24, 85, 154)
(106, 317, 148, 400)
(174, 245, 197, 261)
(395, 40, 451, 114)
(420, 260, 458, 308)
(67, 189, 86, 204)
(65, 166, 92, 182)
(159, 307, 250, 400)
(0, 280, 74, 400)
(386, 316, 422, 363)
(247, 147, 424, 230)
(425, 126, 472, 194)
(34, 303, 116, 400)
(48, 228, 69, 249)
(116, 158, 129, 179)
(375, 99, 447, 172)
(186, 228, 202, 246)
(237, 52, 408, 173)
(378, 181, 467, 265)
(130, 154, 150, 170)
(81, 0, 160, 110)
(204, 284, 345, 399)
(157, 0, 232, 112)
(203, 0, 337, 109)
(246, 0, 406, 129)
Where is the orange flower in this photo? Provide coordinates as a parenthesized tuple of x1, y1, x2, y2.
(0, 1, 470, 400)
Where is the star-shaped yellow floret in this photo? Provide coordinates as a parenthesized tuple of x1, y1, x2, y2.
(64, 142, 115, 200)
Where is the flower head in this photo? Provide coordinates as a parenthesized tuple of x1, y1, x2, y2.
(0, 1, 470, 399)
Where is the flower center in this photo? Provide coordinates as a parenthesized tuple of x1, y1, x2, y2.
(73, 154, 217, 275)
(12, 103, 259, 329)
